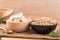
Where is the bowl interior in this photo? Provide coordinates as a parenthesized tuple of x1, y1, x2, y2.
(30, 21, 57, 26)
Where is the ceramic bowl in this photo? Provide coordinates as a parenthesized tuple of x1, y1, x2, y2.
(29, 21, 57, 34)
(0, 9, 13, 19)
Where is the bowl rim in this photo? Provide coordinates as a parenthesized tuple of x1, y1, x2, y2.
(0, 9, 13, 18)
(29, 22, 57, 26)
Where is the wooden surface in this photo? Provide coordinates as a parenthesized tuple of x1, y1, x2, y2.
(1, 37, 55, 40)
(0, 24, 60, 40)
(1, 37, 58, 40)
(0, 16, 60, 40)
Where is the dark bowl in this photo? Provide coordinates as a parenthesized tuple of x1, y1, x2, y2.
(29, 22, 57, 34)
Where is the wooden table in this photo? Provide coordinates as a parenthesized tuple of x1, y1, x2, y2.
(1, 37, 57, 40)
(0, 16, 60, 40)
(0, 24, 59, 40)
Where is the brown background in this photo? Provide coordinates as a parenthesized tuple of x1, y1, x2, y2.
(0, 0, 60, 17)
(0, 0, 60, 40)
